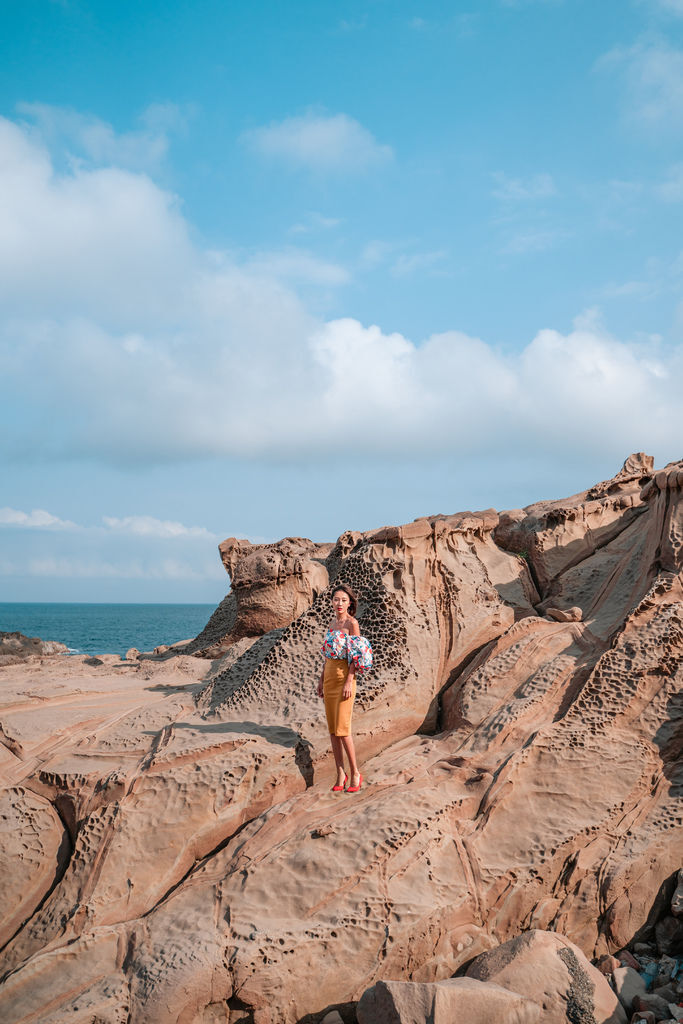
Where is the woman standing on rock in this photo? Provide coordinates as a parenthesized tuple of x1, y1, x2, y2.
(318, 584, 372, 793)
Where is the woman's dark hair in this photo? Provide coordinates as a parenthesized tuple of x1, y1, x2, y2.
(332, 583, 358, 617)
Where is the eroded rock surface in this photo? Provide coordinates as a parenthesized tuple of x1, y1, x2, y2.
(0, 454, 681, 1024)
(0, 631, 69, 665)
(466, 929, 627, 1023)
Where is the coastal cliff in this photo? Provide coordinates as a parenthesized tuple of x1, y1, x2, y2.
(0, 453, 681, 1023)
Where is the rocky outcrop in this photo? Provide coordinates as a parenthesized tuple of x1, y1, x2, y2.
(0, 454, 681, 1024)
(357, 975, 542, 1024)
(187, 537, 333, 656)
(465, 929, 627, 1023)
(0, 631, 68, 665)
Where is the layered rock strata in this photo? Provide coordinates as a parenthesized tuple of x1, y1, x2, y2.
(0, 454, 681, 1024)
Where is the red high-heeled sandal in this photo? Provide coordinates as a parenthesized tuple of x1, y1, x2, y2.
(332, 773, 348, 792)
(346, 773, 363, 793)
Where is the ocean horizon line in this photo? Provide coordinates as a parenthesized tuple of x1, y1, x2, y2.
(0, 599, 220, 607)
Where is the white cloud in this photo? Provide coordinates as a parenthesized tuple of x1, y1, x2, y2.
(0, 116, 195, 327)
(649, 0, 683, 14)
(242, 111, 393, 172)
(391, 249, 449, 276)
(500, 0, 563, 7)
(24, 556, 222, 580)
(289, 212, 342, 235)
(102, 515, 218, 540)
(0, 110, 680, 473)
(598, 39, 683, 130)
(244, 248, 349, 285)
(360, 239, 395, 268)
(656, 163, 683, 201)
(338, 15, 367, 31)
(0, 507, 220, 541)
(0, 507, 77, 529)
(501, 228, 565, 254)
(601, 279, 660, 300)
(16, 101, 188, 171)
(492, 172, 557, 201)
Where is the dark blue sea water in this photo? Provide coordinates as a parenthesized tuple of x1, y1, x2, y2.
(0, 602, 215, 657)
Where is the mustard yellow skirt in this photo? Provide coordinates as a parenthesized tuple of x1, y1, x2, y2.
(323, 658, 356, 737)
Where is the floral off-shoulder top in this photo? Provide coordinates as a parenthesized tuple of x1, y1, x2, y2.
(321, 629, 373, 676)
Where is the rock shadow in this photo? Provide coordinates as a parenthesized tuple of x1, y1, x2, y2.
(164, 720, 314, 787)
(653, 683, 683, 793)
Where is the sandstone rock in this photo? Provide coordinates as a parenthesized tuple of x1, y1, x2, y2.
(671, 869, 683, 917)
(356, 976, 541, 1024)
(657, 955, 679, 984)
(598, 954, 622, 975)
(320, 1012, 344, 1024)
(494, 452, 654, 597)
(613, 966, 648, 1012)
(654, 985, 679, 1002)
(216, 536, 331, 642)
(125, 647, 140, 661)
(656, 916, 683, 956)
(0, 455, 681, 1024)
(631, 1012, 656, 1024)
(0, 630, 68, 664)
(633, 992, 674, 1019)
(0, 787, 70, 948)
(466, 930, 627, 1023)
(545, 605, 583, 622)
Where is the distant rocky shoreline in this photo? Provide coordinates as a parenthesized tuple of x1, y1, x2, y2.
(0, 630, 69, 665)
(0, 452, 681, 1024)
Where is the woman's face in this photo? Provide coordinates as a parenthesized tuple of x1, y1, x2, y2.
(332, 590, 351, 618)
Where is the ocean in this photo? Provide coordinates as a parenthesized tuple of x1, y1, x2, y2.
(0, 602, 217, 657)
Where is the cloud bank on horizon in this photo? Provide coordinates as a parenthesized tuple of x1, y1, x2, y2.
(1, 0, 682, 601)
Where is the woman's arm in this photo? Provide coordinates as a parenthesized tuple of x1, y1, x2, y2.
(318, 622, 334, 698)
(342, 618, 359, 699)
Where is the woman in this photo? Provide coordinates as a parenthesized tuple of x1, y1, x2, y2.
(318, 584, 373, 793)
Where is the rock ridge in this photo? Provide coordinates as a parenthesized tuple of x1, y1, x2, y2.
(0, 453, 680, 1024)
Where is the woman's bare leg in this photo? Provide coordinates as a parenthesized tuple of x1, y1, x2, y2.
(330, 734, 346, 784)
(340, 734, 359, 786)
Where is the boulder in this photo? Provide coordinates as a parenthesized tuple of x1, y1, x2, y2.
(356, 976, 541, 1024)
(0, 630, 68, 664)
(671, 869, 683, 917)
(597, 954, 622, 975)
(217, 536, 332, 640)
(466, 930, 627, 1023)
(545, 606, 583, 622)
(633, 992, 674, 1020)
(656, 916, 683, 956)
(613, 967, 648, 1012)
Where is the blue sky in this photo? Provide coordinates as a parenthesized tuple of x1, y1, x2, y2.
(1, 0, 682, 603)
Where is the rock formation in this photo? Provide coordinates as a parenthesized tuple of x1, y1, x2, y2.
(187, 538, 333, 657)
(0, 453, 681, 1024)
(0, 631, 69, 665)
